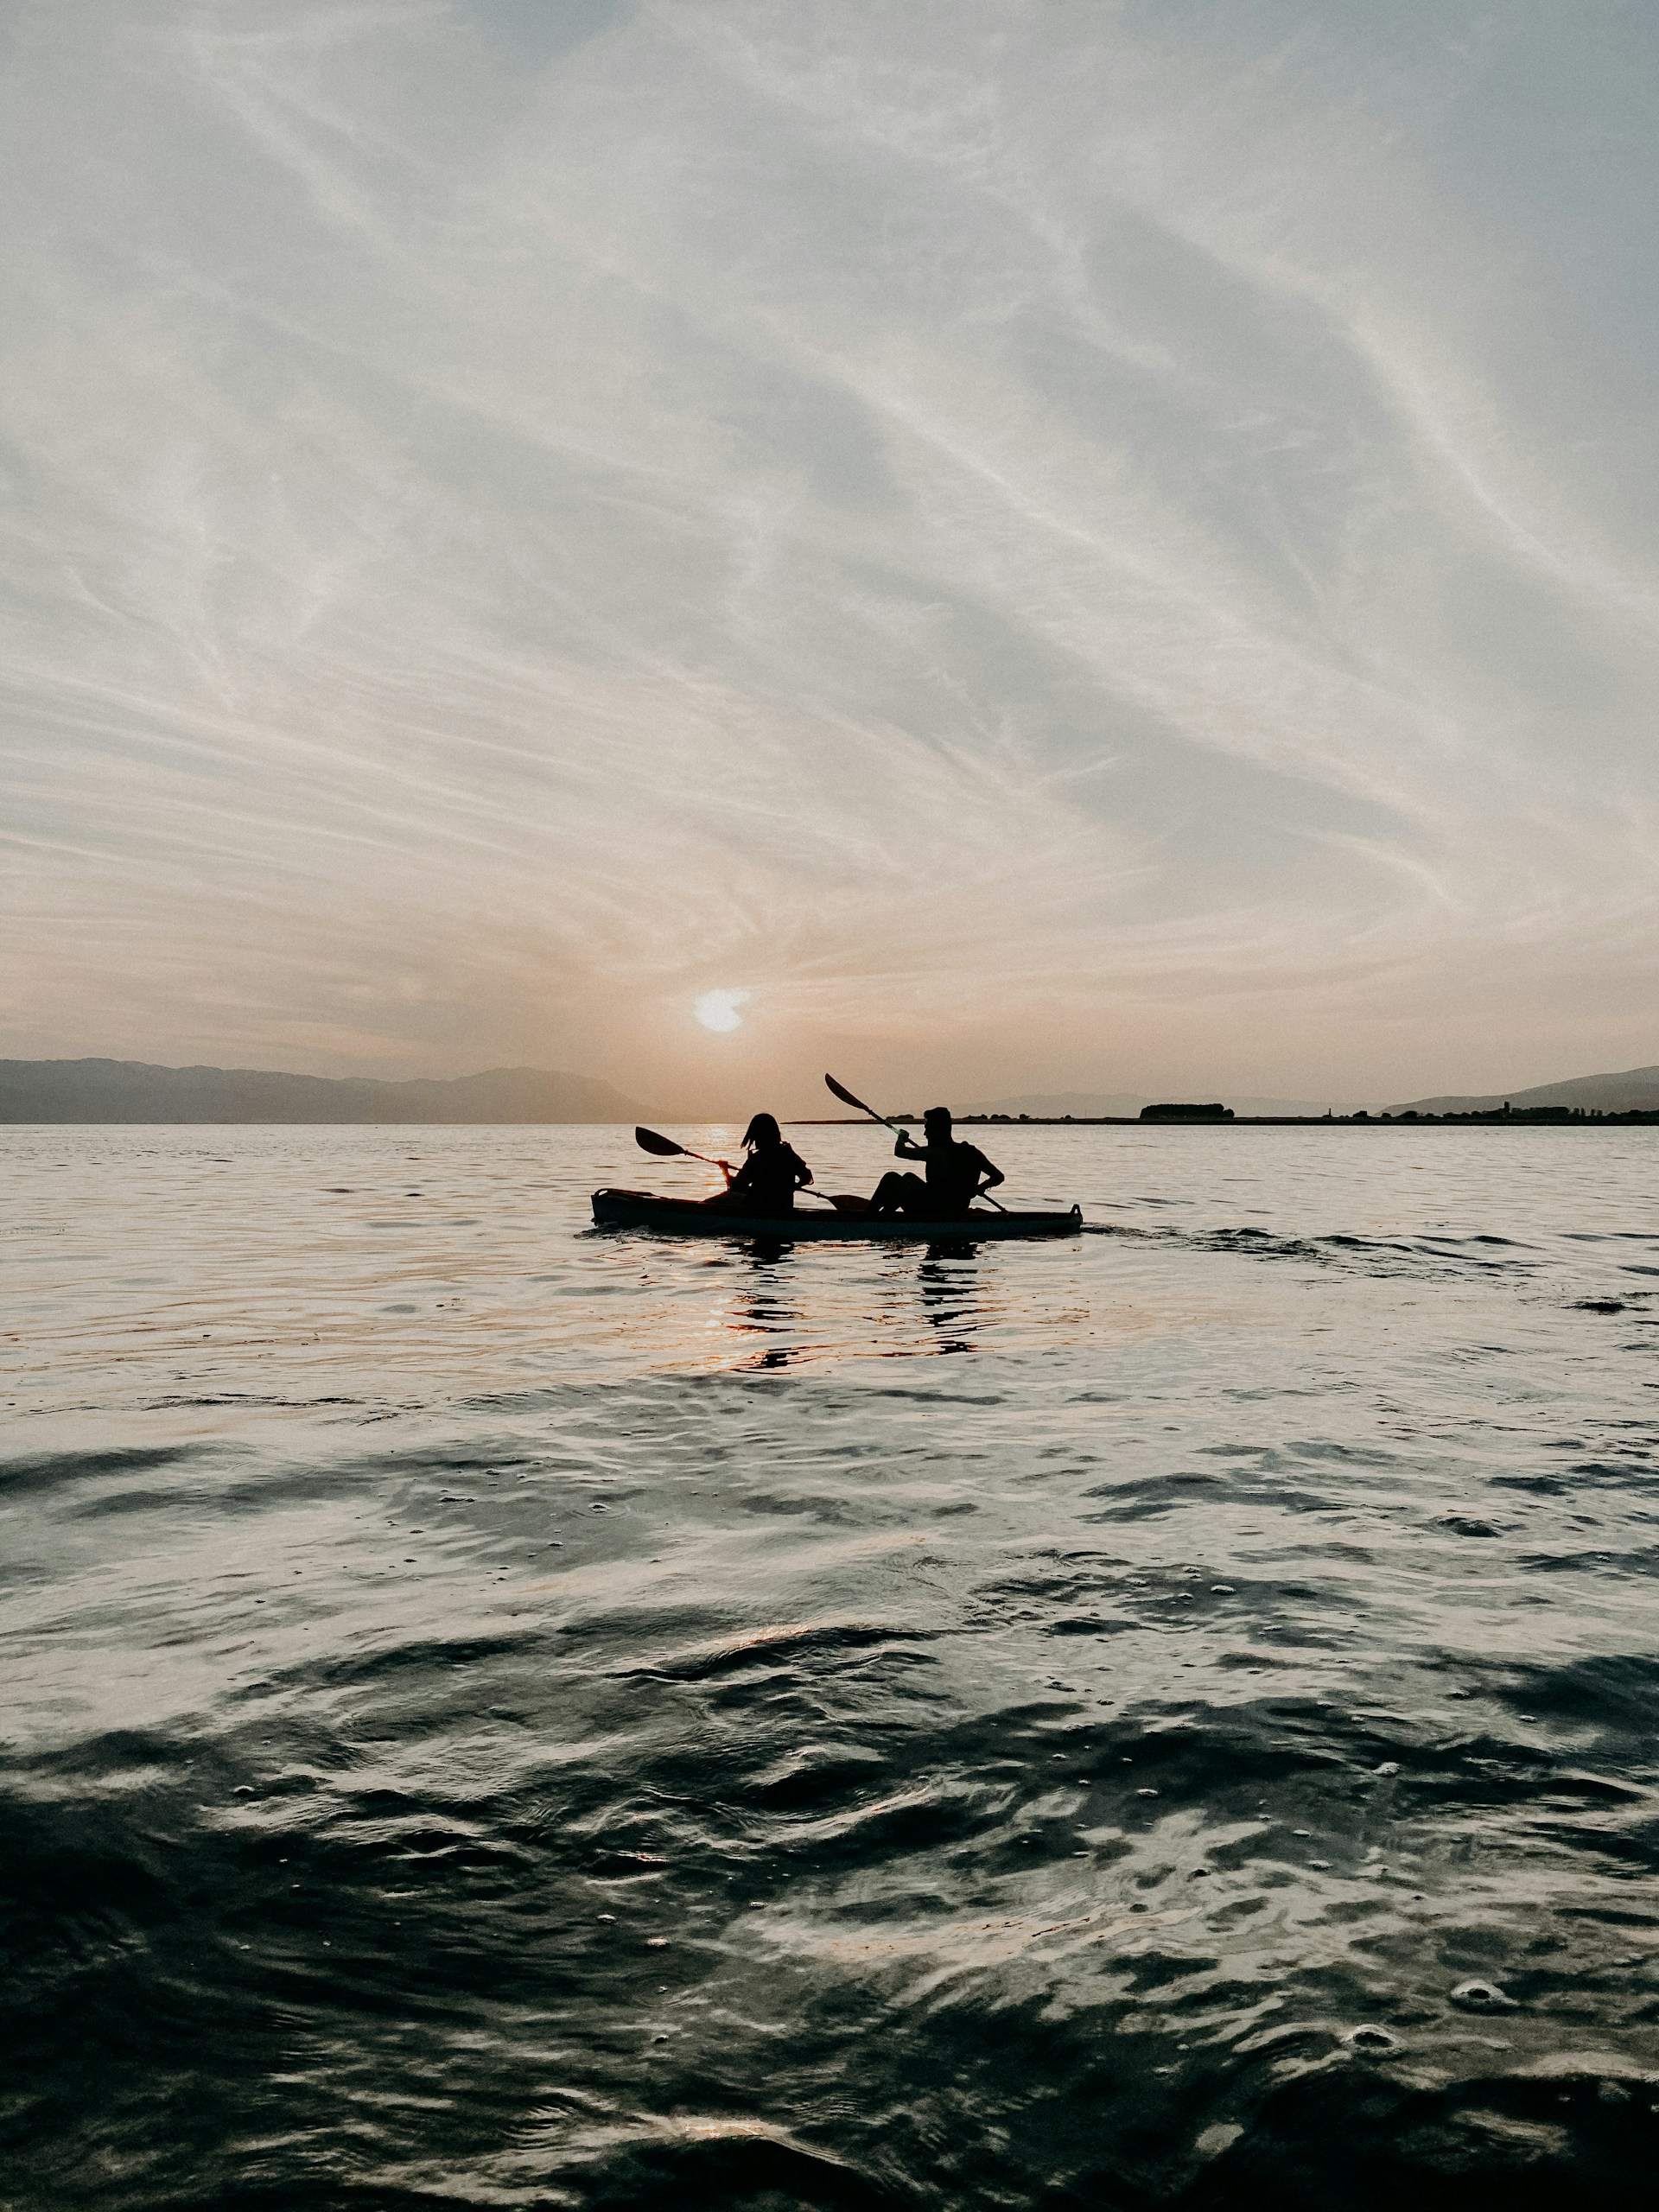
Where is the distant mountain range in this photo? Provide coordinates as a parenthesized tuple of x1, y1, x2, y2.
(0, 1059, 644, 1124)
(1392, 1063, 1659, 1116)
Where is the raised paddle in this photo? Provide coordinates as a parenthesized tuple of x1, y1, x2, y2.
(823, 1073, 1009, 1212)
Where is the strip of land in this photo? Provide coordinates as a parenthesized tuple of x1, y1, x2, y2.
(804, 1109, 1658, 1127)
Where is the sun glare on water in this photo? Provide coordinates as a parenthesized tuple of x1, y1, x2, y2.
(694, 989, 751, 1033)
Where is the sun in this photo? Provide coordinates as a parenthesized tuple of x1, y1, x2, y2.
(693, 988, 752, 1033)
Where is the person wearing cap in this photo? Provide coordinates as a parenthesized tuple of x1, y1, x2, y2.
(867, 1107, 1004, 1219)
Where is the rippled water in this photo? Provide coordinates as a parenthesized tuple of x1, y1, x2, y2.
(4, 1124, 1658, 2209)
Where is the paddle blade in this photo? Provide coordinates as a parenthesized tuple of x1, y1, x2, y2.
(634, 1126, 686, 1157)
(824, 1072, 879, 1119)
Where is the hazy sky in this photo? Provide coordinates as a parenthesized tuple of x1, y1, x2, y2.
(4, 0, 1656, 1113)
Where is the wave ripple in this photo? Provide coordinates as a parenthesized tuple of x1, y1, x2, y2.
(4, 1126, 1658, 2208)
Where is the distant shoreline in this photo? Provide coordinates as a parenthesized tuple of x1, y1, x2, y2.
(797, 1113, 1659, 1128)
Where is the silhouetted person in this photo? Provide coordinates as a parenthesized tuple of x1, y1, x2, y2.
(706, 1113, 813, 1214)
(868, 1107, 1003, 1218)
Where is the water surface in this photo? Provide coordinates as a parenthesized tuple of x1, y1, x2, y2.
(4, 1125, 1657, 2208)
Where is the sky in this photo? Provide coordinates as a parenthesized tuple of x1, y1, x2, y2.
(3, 0, 1657, 1116)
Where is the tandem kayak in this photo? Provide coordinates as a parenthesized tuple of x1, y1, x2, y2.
(591, 1189, 1084, 1240)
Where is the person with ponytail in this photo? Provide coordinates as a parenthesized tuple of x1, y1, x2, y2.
(704, 1114, 814, 1215)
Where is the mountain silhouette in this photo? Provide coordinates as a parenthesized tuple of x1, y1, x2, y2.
(0, 1059, 643, 1124)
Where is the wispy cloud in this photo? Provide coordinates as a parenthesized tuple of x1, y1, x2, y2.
(2, 0, 1656, 1106)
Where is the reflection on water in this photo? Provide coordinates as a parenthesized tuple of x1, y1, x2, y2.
(720, 1243, 998, 1367)
(915, 1247, 988, 1355)
(726, 1243, 804, 1370)
(4, 1125, 1659, 2209)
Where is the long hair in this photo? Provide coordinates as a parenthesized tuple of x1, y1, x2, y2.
(742, 1112, 782, 1150)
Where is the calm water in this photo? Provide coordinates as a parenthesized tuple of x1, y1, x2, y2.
(4, 1124, 1658, 2209)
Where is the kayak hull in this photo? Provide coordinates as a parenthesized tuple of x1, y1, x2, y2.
(590, 1189, 1083, 1240)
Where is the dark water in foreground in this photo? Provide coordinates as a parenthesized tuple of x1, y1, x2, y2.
(3, 1124, 1658, 2210)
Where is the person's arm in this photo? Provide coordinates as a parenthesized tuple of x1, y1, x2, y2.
(794, 1154, 813, 1188)
(894, 1130, 925, 1161)
(976, 1152, 1005, 1192)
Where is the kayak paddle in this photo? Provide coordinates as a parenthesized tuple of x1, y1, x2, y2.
(635, 1125, 729, 1173)
(823, 1073, 904, 1137)
(823, 1073, 1008, 1211)
(635, 1124, 858, 1212)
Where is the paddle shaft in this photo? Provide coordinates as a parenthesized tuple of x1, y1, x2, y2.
(637, 1123, 843, 1207)
(823, 1073, 1008, 1212)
